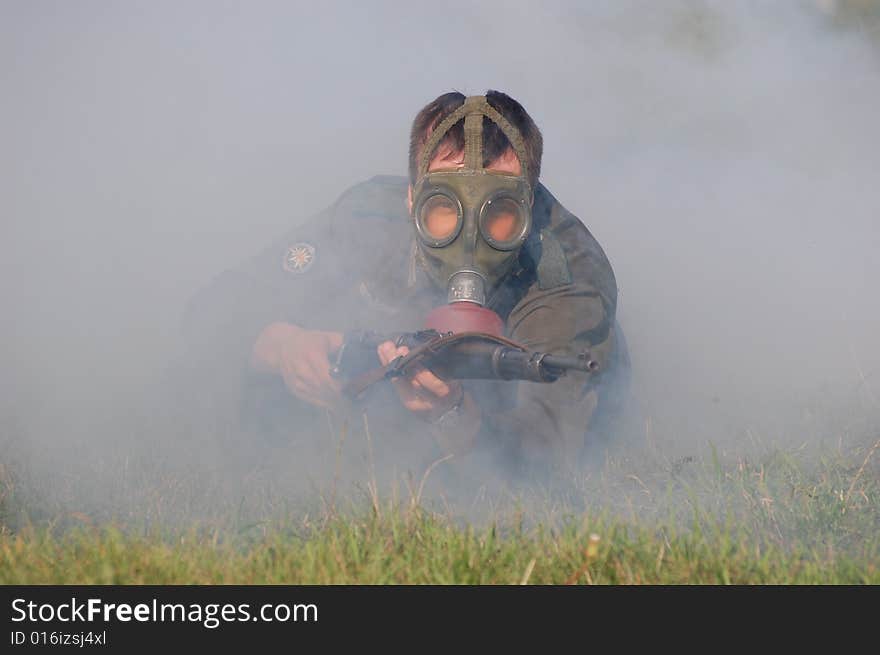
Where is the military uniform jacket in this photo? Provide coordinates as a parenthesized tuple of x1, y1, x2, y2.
(181, 175, 622, 472)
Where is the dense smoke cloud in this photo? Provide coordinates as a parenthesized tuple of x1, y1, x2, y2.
(1, 1, 878, 518)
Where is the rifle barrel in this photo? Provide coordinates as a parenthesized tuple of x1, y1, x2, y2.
(541, 354, 600, 373)
(490, 348, 598, 382)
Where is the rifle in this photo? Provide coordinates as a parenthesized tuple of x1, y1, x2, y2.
(331, 329, 599, 399)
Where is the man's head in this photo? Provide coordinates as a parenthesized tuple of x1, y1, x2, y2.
(408, 90, 543, 194)
(407, 91, 544, 306)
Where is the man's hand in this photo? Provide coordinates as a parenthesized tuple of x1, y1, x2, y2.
(251, 322, 343, 408)
(377, 341, 462, 420)
(377, 341, 481, 455)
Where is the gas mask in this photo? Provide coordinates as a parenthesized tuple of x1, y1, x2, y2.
(412, 96, 533, 312)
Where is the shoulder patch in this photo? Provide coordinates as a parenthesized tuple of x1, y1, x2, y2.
(282, 242, 316, 274)
(533, 229, 572, 290)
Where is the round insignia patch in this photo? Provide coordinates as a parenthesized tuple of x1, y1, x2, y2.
(283, 242, 316, 274)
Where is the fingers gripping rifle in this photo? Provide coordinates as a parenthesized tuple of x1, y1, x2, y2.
(331, 329, 599, 399)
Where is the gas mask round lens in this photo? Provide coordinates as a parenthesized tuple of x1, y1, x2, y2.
(416, 193, 462, 247)
(479, 195, 528, 250)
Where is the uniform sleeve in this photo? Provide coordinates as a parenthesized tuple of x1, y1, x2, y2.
(168, 202, 337, 439)
(477, 211, 619, 471)
(179, 202, 339, 383)
(173, 177, 411, 433)
(179, 178, 408, 378)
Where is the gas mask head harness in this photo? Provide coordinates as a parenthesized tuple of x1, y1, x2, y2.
(412, 95, 533, 308)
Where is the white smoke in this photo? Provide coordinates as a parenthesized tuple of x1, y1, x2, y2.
(1, 1, 878, 519)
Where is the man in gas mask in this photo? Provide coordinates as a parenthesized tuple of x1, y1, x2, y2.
(180, 90, 627, 476)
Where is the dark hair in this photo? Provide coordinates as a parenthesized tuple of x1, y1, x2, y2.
(408, 90, 543, 190)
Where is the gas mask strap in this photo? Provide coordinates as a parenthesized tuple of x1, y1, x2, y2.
(463, 112, 482, 170)
(417, 96, 531, 184)
(418, 103, 472, 179)
(477, 101, 530, 184)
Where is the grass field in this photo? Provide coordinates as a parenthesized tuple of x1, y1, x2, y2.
(1, 434, 877, 584)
